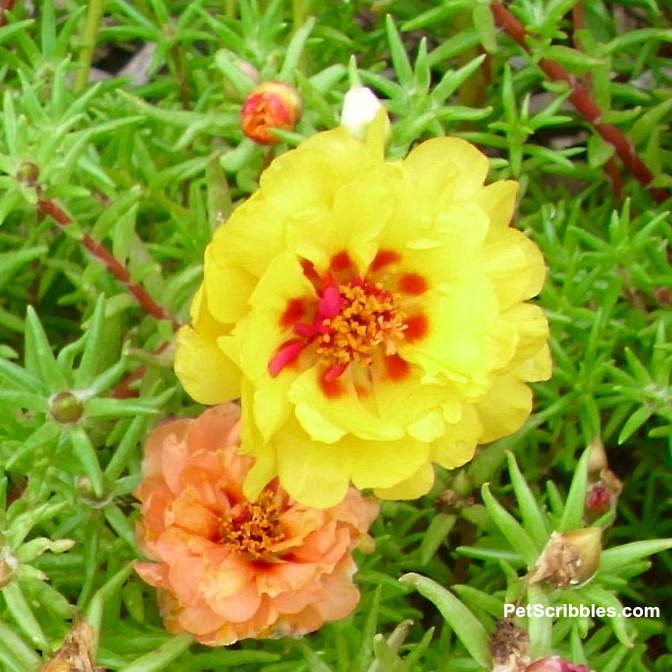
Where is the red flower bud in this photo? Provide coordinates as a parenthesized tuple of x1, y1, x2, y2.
(525, 655, 591, 672)
(240, 81, 301, 145)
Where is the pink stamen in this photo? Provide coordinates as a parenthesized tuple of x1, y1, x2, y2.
(317, 283, 341, 321)
(294, 322, 321, 338)
(268, 340, 306, 377)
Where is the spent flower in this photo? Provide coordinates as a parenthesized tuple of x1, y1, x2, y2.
(175, 113, 551, 507)
(134, 404, 378, 645)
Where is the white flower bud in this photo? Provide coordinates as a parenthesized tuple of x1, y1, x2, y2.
(340, 86, 388, 140)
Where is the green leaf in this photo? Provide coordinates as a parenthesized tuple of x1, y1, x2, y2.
(24, 306, 69, 391)
(545, 45, 605, 72)
(299, 642, 334, 672)
(599, 539, 672, 575)
(278, 16, 316, 82)
(481, 483, 539, 565)
(385, 15, 414, 88)
(526, 585, 552, 659)
(206, 151, 232, 232)
(558, 447, 591, 532)
(0, 621, 40, 672)
(399, 573, 490, 669)
(67, 427, 104, 498)
(117, 633, 194, 672)
(214, 49, 256, 97)
(73, 294, 107, 389)
(420, 513, 456, 565)
(472, 3, 497, 53)
(2, 581, 48, 648)
(506, 452, 549, 550)
(618, 406, 653, 444)
(5, 422, 60, 470)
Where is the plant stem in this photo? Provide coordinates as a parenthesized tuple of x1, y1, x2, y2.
(113, 341, 172, 398)
(73, 0, 106, 93)
(37, 197, 180, 329)
(491, 3, 669, 205)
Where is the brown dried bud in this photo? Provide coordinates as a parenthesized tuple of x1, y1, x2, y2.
(489, 618, 530, 672)
(0, 540, 18, 589)
(525, 655, 591, 672)
(39, 619, 106, 672)
(49, 391, 84, 425)
(528, 528, 602, 589)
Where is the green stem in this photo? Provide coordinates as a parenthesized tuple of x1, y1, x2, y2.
(224, 0, 235, 19)
(73, 0, 106, 93)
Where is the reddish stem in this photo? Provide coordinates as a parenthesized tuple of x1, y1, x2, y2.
(113, 341, 172, 398)
(38, 198, 180, 330)
(491, 3, 669, 205)
(0, 0, 15, 28)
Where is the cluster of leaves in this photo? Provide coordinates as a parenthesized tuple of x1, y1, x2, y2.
(1, 0, 671, 670)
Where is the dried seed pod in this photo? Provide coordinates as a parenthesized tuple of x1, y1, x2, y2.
(528, 528, 602, 589)
(489, 618, 530, 672)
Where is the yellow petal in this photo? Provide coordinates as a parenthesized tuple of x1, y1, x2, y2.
(174, 326, 240, 405)
(479, 227, 546, 309)
(404, 137, 490, 201)
(476, 373, 533, 443)
(272, 419, 431, 507)
(289, 367, 405, 442)
(472, 180, 519, 229)
(374, 462, 435, 500)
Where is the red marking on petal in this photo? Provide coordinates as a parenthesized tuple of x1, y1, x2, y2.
(319, 372, 346, 398)
(324, 364, 348, 382)
(268, 340, 305, 377)
(300, 258, 322, 290)
(369, 249, 401, 274)
(398, 273, 428, 295)
(280, 298, 306, 329)
(384, 354, 410, 381)
(405, 314, 428, 342)
(329, 251, 354, 273)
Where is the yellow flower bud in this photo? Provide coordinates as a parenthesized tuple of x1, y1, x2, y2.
(340, 86, 390, 141)
(240, 81, 302, 145)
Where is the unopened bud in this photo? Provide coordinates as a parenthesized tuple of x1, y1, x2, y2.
(15, 161, 40, 186)
(528, 528, 602, 589)
(340, 86, 389, 141)
(587, 437, 607, 475)
(525, 656, 591, 672)
(240, 81, 302, 145)
(585, 482, 611, 515)
(586, 469, 622, 520)
(49, 391, 84, 424)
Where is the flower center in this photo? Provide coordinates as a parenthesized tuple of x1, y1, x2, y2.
(219, 490, 284, 560)
(315, 280, 406, 372)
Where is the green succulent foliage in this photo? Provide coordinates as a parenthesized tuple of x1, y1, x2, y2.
(402, 451, 672, 671)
